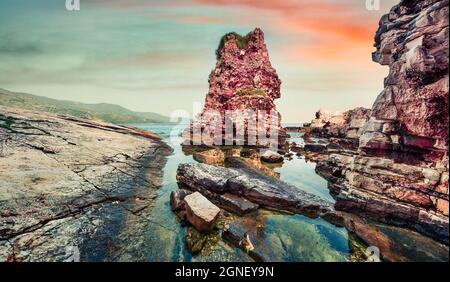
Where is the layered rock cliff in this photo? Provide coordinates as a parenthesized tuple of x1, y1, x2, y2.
(312, 0, 449, 243)
(361, 0, 449, 163)
(185, 28, 286, 146)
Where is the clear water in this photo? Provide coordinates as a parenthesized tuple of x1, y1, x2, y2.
(128, 123, 449, 262)
(133, 123, 352, 262)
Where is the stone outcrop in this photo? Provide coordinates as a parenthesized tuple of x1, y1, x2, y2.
(176, 161, 334, 217)
(317, 154, 449, 243)
(307, 107, 371, 140)
(185, 28, 287, 146)
(0, 106, 172, 261)
(184, 192, 220, 233)
(306, 0, 449, 244)
(361, 0, 448, 162)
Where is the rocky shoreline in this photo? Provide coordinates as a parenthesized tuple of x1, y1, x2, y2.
(299, 0, 449, 244)
(172, 145, 448, 262)
(0, 106, 172, 261)
(168, 0, 449, 262)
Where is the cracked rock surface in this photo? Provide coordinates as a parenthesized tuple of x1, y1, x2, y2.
(0, 106, 172, 261)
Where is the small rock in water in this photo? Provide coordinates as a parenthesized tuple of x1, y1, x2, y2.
(170, 189, 192, 211)
(260, 150, 283, 163)
(239, 232, 254, 252)
(184, 192, 220, 233)
(193, 148, 225, 165)
(185, 227, 208, 255)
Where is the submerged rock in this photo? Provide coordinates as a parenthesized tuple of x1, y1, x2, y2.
(185, 227, 209, 255)
(184, 192, 221, 233)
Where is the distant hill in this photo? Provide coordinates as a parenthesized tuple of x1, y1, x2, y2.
(0, 88, 171, 124)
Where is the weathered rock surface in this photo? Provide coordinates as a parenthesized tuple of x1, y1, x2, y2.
(184, 192, 221, 233)
(193, 148, 225, 165)
(300, 0, 449, 244)
(170, 189, 192, 211)
(361, 0, 449, 161)
(260, 150, 283, 163)
(0, 106, 172, 261)
(218, 193, 259, 215)
(184, 28, 287, 146)
(317, 153, 448, 243)
(307, 107, 371, 140)
(176, 161, 334, 217)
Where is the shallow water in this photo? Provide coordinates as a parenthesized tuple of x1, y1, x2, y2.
(133, 123, 352, 262)
(130, 123, 448, 262)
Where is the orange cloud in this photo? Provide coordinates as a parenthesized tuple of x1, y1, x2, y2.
(195, 0, 382, 62)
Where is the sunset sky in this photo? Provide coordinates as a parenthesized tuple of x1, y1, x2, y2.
(0, 0, 398, 122)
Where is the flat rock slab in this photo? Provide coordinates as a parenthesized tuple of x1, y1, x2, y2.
(177, 160, 334, 217)
(218, 193, 258, 215)
(184, 192, 220, 233)
(0, 106, 172, 261)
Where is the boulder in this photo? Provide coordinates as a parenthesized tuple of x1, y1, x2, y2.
(193, 148, 225, 165)
(260, 150, 283, 163)
(184, 192, 220, 233)
(170, 189, 192, 211)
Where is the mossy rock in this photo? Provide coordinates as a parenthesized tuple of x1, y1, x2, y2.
(216, 32, 248, 59)
(235, 87, 267, 97)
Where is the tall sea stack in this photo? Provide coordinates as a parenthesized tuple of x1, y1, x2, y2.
(185, 28, 287, 147)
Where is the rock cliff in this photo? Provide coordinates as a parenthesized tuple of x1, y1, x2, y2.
(361, 0, 448, 162)
(311, 0, 449, 243)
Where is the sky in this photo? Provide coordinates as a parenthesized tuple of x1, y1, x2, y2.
(0, 0, 398, 122)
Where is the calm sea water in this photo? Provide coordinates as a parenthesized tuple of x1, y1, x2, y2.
(132, 123, 351, 262)
(129, 123, 449, 262)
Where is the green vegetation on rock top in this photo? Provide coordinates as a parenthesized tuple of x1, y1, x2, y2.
(235, 87, 267, 97)
(216, 32, 248, 60)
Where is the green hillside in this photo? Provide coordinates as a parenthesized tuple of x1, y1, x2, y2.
(0, 88, 170, 124)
